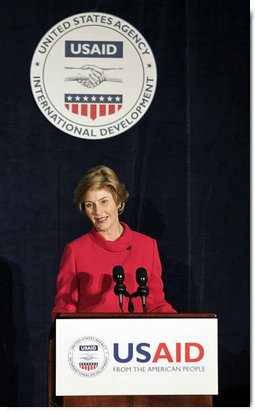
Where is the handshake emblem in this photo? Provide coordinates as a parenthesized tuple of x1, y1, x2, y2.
(65, 64, 123, 89)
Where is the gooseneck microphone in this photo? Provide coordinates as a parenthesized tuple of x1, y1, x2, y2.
(112, 266, 150, 313)
(113, 265, 126, 312)
(136, 267, 149, 313)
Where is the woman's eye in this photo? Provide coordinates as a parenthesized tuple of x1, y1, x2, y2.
(102, 199, 108, 205)
(85, 203, 92, 208)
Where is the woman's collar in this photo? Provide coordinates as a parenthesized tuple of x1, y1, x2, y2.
(89, 221, 133, 252)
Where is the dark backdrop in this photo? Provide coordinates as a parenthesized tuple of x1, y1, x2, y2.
(0, 0, 250, 407)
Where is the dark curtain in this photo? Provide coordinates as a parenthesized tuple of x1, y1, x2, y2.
(0, 0, 249, 406)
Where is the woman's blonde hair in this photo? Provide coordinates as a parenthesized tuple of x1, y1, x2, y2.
(73, 165, 129, 214)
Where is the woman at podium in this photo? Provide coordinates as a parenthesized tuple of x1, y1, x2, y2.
(51, 166, 176, 319)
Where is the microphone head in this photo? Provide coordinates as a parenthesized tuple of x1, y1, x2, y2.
(136, 267, 148, 285)
(113, 265, 125, 283)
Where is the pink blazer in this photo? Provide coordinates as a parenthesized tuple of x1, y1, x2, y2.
(51, 222, 176, 319)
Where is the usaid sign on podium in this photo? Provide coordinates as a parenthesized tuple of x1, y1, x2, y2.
(55, 314, 218, 396)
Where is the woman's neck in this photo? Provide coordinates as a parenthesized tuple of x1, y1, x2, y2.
(99, 222, 124, 241)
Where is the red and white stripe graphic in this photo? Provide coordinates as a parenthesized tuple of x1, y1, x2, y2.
(64, 94, 123, 120)
(65, 103, 122, 120)
(79, 362, 98, 371)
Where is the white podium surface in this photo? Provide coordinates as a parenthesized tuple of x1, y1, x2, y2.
(55, 317, 218, 396)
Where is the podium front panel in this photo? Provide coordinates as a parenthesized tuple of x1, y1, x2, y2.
(55, 316, 218, 396)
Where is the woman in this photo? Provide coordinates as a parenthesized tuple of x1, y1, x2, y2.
(51, 166, 176, 319)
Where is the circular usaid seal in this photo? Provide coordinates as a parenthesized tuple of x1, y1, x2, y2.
(30, 12, 157, 140)
(68, 336, 109, 378)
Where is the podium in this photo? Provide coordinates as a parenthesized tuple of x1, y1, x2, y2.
(48, 313, 218, 407)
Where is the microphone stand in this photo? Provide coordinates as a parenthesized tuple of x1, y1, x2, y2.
(114, 287, 141, 313)
(113, 283, 127, 312)
(127, 291, 139, 313)
(126, 289, 148, 313)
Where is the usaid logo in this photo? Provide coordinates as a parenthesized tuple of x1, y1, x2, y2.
(113, 342, 205, 363)
(65, 41, 123, 58)
(30, 12, 157, 140)
(68, 336, 109, 378)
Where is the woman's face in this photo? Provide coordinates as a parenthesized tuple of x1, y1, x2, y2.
(84, 187, 121, 236)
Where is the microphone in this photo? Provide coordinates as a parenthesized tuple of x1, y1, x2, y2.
(136, 267, 149, 312)
(113, 265, 126, 312)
